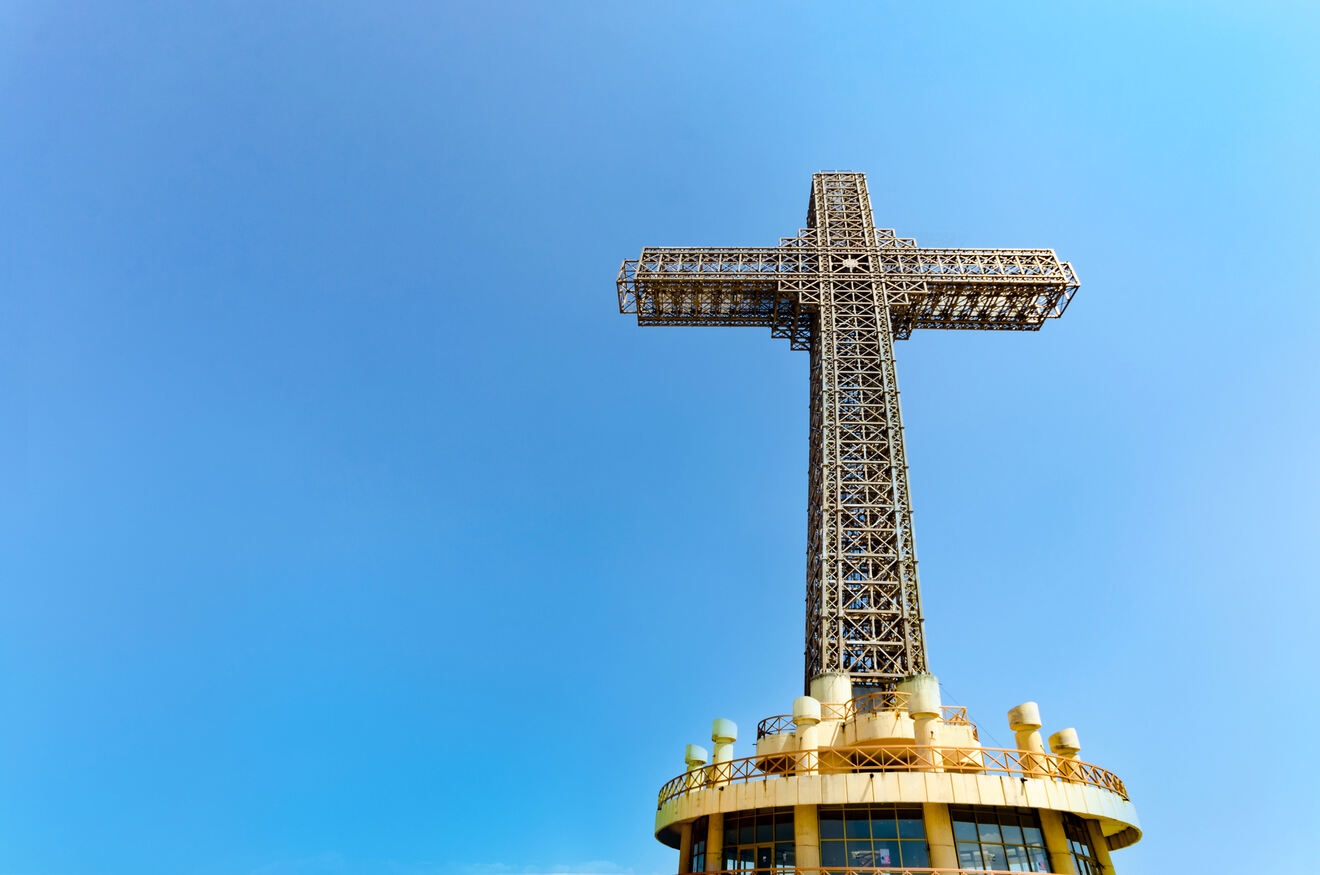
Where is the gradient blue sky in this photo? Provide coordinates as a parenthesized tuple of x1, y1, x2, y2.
(2, 3, 1317, 874)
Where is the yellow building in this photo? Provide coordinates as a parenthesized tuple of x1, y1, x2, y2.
(655, 672, 1139, 873)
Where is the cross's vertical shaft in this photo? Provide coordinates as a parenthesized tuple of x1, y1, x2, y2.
(804, 175, 924, 689)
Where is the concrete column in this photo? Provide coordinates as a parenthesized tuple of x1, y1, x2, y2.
(1049, 728, 1081, 781)
(793, 804, 820, 870)
(677, 821, 693, 874)
(921, 802, 958, 870)
(792, 695, 821, 773)
(1085, 817, 1116, 874)
(901, 674, 942, 770)
(1008, 702, 1047, 776)
(1039, 809, 1078, 875)
(705, 812, 724, 873)
(711, 719, 737, 786)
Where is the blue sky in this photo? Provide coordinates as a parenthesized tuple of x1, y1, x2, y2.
(1, 2, 1317, 874)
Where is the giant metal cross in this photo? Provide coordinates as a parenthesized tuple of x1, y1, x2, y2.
(618, 172, 1079, 690)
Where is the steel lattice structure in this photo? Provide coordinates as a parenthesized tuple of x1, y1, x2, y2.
(617, 172, 1079, 690)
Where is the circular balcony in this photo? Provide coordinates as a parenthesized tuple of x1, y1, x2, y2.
(658, 744, 1129, 807)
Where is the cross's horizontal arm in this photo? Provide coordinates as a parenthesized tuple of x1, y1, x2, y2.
(618, 244, 1079, 342)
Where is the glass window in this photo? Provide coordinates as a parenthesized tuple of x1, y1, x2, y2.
(951, 806, 1050, 873)
(688, 816, 707, 873)
(721, 807, 795, 873)
(819, 805, 927, 870)
(900, 839, 929, 868)
(896, 816, 923, 839)
(954, 819, 980, 842)
(957, 842, 984, 869)
(1062, 813, 1103, 875)
(820, 810, 844, 840)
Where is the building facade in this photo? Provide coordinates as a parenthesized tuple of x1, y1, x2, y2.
(656, 673, 1139, 874)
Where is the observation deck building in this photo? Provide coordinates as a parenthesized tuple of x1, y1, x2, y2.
(655, 673, 1139, 874)
(618, 172, 1140, 875)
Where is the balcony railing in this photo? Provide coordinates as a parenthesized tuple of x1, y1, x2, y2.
(659, 743, 1128, 807)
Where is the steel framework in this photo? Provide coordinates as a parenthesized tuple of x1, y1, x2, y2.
(617, 172, 1079, 690)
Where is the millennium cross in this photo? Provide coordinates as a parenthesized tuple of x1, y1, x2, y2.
(618, 172, 1079, 690)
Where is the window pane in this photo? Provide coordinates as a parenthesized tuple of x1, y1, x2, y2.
(756, 847, 771, 869)
(897, 817, 924, 839)
(1023, 826, 1044, 846)
(845, 812, 870, 839)
(820, 811, 845, 840)
(775, 843, 795, 865)
(1030, 848, 1051, 872)
(983, 844, 1009, 870)
(1005, 844, 1030, 872)
(900, 840, 930, 868)
(847, 842, 876, 866)
(957, 842, 984, 869)
(775, 818, 794, 841)
(756, 821, 772, 843)
(872, 816, 898, 839)
(953, 819, 979, 841)
(821, 841, 846, 867)
(873, 840, 900, 867)
(739, 847, 754, 867)
(978, 821, 1003, 843)
(1002, 824, 1024, 845)
(724, 826, 736, 847)
(739, 823, 753, 845)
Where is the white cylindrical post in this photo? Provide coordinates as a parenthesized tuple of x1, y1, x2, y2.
(1048, 727, 1081, 780)
(808, 671, 853, 706)
(684, 743, 709, 791)
(902, 674, 942, 770)
(1008, 702, 1046, 776)
(711, 718, 737, 785)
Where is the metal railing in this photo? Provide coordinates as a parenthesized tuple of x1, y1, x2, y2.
(847, 689, 911, 714)
(755, 702, 848, 739)
(755, 695, 977, 740)
(659, 743, 1128, 807)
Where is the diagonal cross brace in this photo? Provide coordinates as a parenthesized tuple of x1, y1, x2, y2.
(617, 172, 1079, 689)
